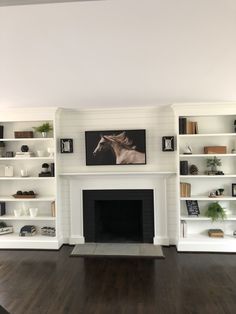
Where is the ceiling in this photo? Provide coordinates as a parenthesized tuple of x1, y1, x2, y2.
(0, 0, 100, 6)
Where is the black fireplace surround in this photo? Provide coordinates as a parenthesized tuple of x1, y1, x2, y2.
(83, 189, 154, 243)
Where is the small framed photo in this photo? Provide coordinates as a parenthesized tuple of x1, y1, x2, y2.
(60, 139, 73, 153)
(232, 184, 236, 197)
(162, 136, 174, 152)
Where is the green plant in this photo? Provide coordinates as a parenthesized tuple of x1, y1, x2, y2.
(205, 202, 226, 221)
(0, 221, 7, 228)
(33, 123, 53, 133)
(206, 157, 222, 172)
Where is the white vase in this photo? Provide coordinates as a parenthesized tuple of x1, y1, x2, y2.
(29, 208, 38, 217)
(42, 132, 47, 138)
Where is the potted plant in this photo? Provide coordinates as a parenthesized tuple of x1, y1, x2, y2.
(206, 156, 222, 173)
(205, 202, 226, 221)
(33, 123, 53, 138)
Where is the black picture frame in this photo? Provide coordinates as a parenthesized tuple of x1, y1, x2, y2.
(85, 129, 146, 166)
(185, 200, 200, 216)
(162, 136, 174, 151)
(60, 139, 73, 153)
(232, 184, 236, 197)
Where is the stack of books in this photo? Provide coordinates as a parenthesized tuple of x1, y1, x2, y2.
(15, 152, 34, 158)
(179, 117, 198, 134)
(180, 182, 191, 197)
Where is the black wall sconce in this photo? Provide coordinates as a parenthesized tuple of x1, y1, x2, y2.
(60, 139, 73, 153)
(162, 136, 174, 152)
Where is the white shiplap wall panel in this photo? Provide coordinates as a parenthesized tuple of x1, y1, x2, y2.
(58, 106, 178, 244)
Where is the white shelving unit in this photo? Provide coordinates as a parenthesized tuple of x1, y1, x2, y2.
(0, 108, 61, 250)
(172, 103, 236, 252)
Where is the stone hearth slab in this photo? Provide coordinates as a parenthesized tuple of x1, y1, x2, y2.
(71, 243, 164, 258)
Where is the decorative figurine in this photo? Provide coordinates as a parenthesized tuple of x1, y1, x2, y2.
(184, 145, 192, 155)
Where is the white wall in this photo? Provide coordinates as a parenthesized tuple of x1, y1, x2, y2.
(58, 106, 178, 243)
(0, 0, 236, 109)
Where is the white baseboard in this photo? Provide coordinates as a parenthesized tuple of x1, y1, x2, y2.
(69, 236, 85, 244)
(153, 236, 170, 246)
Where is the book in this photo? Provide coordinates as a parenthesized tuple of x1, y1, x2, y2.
(181, 220, 187, 238)
(179, 117, 187, 134)
(180, 182, 191, 197)
(51, 201, 56, 217)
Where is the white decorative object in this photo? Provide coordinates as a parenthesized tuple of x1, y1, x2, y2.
(0, 165, 5, 177)
(47, 147, 54, 158)
(183, 145, 192, 154)
(37, 150, 45, 157)
(29, 208, 38, 217)
(5, 166, 14, 177)
(14, 209, 21, 217)
(20, 169, 28, 177)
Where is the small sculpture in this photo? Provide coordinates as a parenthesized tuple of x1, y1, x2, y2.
(209, 191, 217, 198)
(183, 145, 192, 155)
(189, 164, 199, 175)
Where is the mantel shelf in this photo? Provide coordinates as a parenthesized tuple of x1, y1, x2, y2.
(60, 171, 176, 177)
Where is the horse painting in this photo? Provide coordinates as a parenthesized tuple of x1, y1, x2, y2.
(92, 131, 146, 165)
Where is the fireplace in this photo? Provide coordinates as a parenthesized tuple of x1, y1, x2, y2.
(83, 189, 154, 243)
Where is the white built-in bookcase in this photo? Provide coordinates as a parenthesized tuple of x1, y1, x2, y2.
(172, 103, 236, 252)
(0, 108, 61, 249)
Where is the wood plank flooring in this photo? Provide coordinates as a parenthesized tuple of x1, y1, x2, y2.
(0, 246, 236, 314)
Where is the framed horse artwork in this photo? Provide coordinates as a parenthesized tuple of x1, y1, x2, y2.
(85, 129, 146, 165)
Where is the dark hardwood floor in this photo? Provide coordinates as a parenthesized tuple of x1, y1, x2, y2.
(0, 246, 236, 314)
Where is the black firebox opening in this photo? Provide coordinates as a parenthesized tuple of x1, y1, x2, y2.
(83, 189, 154, 243)
(95, 200, 142, 243)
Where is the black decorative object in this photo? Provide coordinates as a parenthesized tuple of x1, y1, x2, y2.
(21, 145, 29, 152)
(5, 151, 14, 157)
(50, 163, 55, 177)
(162, 136, 174, 151)
(85, 130, 146, 166)
(0, 126, 3, 139)
(234, 120, 236, 133)
(39, 163, 51, 177)
(179, 118, 187, 134)
(232, 184, 236, 197)
(0, 202, 6, 216)
(189, 164, 199, 175)
(60, 138, 73, 153)
(180, 161, 188, 175)
(185, 200, 200, 216)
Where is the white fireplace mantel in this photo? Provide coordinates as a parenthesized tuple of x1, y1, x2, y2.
(60, 171, 176, 177)
(60, 172, 176, 246)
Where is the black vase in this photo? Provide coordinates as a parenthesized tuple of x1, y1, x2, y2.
(180, 161, 189, 175)
(21, 145, 29, 152)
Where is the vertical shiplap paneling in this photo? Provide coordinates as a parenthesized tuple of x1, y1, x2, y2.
(58, 106, 178, 244)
